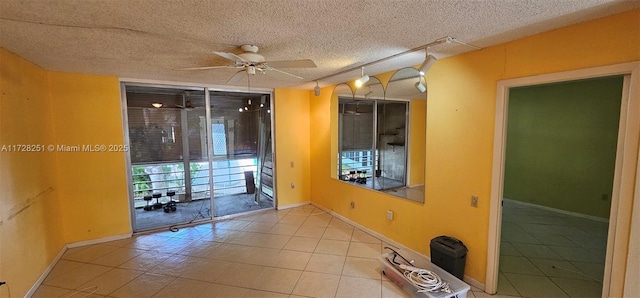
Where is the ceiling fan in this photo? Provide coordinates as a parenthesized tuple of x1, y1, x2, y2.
(153, 91, 200, 110)
(343, 101, 362, 115)
(172, 91, 191, 109)
(178, 44, 317, 84)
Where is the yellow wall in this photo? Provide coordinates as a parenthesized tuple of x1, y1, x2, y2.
(0, 48, 64, 297)
(273, 89, 311, 207)
(310, 9, 640, 284)
(0, 48, 130, 296)
(48, 73, 130, 243)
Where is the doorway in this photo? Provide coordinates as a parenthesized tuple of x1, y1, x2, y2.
(122, 84, 275, 232)
(486, 62, 640, 297)
(496, 76, 623, 297)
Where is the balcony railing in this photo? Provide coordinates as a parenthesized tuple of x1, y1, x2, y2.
(132, 158, 258, 208)
(339, 150, 376, 179)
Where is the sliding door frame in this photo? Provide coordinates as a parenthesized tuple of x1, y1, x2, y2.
(119, 80, 275, 232)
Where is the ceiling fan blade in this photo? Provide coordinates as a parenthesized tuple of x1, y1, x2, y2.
(226, 70, 247, 84)
(175, 65, 236, 71)
(213, 51, 247, 62)
(267, 67, 304, 80)
(264, 59, 316, 68)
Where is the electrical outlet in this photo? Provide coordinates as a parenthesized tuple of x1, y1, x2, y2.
(471, 196, 479, 208)
(350, 201, 355, 209)
(386, 210, 394, 220)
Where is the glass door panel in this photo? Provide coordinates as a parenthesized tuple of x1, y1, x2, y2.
(209, 91, 274, 217)
(125, 86, 211, 231)
(375, 101, 408, 190)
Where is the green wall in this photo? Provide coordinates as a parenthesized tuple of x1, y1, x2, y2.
(504, 76, 623, 219)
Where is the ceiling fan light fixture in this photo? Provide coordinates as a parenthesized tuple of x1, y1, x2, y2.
(152, 103, 163, 108)
(246, 65, 256, 75)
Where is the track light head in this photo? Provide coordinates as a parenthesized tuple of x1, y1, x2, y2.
(355, 75, 369, 88)
(314, 81, 320, 96)
(415, 81, 426, 93)
(419, 54, 437, 74)
(355, 67, 370, 88)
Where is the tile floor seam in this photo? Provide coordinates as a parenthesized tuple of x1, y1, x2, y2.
(334, 274, 345, 298)
(287, 269, 305, 296)
(340, 236, 354, 278)
(546, 273, 573, 298)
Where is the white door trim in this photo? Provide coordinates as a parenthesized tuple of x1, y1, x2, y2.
(486, 61, 640, 296)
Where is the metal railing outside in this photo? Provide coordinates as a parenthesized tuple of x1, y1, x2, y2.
(132, 158, 258, 207)
(339, 150, 376, 179)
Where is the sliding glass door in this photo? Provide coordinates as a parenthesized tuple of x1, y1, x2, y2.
(209, 91, 273, 217)
(123, 84, 274, 232)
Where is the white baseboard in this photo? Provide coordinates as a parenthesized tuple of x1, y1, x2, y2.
(504, 198, 609, 222)
(67, 233, 132, 248)
(25, 245, 67, 297)
(310, 202, 484, 291)
(27, 233, 132, 297)
(277, 201, 310, 210)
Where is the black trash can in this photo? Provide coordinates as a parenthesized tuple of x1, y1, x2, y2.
(430, 235, 467, 280)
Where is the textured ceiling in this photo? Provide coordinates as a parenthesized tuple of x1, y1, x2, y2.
(1, 0, 637, 90)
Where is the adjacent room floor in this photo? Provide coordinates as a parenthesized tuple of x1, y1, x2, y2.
(497, 200, 608, 297)
(33, 205, 489, 298)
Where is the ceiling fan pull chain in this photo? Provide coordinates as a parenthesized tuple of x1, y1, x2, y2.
(247, 73, 251, 94)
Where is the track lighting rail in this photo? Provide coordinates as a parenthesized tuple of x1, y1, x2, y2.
(312, 36, 481, 83)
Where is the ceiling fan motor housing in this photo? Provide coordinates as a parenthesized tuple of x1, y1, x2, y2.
(238, 52, 265, 63)
(240, 44, 259, 53)
(238, 45, 265, 63)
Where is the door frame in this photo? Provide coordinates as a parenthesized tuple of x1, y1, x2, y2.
(486, 61, 640, 296)
(119, 80, 276, 232)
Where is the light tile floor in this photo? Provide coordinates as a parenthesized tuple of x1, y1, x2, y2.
(497, 200, 608, 297)
(33, 205, 487, 298)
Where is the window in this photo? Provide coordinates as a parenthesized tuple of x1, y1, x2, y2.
(337, 97, 408, 190)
